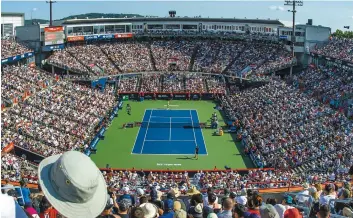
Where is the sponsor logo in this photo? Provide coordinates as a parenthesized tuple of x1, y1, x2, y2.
(67, 36, 85, 42)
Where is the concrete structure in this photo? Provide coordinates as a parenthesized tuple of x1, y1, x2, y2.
(278, 23, 331, 66)
(1, 12, 25, 37)
(62, 17, 284, 36)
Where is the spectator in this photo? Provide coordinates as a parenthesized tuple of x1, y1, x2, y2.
(259, 204, 280, 218)
(118, 187, 135, 206)
(16, 180, 31, 206)
(160, 199, 174, 218)
(283, 208, 302, 218)
(38, 151, 107, 218)
(140, 203, 159, 218)
(217, 198, 233, 218)
(188, 194, 204, 218)
(24, 202, 40, 218)
(39, 196, 59, 218)
(173, 201, 186, 218)
(317, 205, 330, 218)
(274, 195, 294, 218)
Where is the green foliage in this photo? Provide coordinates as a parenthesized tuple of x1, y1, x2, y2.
(332, 30, 353, 39)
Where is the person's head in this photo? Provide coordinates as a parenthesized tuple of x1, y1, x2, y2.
(207, 187, 214, 195)
(190, 193, 203, 206)
(314, 183, 322, 193)
(260, 204, 280, 218)
(140, 196, 148, 205)
(118, 199, 131, 213)
(19, 180, 27, 187)
(248, 194, 262, 209)
(317, 205, 330, 218)
(324, 183, 335, 195)
(266, 198, 277, 206)
(284, 208, 302, 218)
(222, 198, 233, 211)
(282, 195, 293, 205)
(131, 207, 145, 218)
(339, 189, 350, 199)
(223, 188, 230, 197)
(233, 204, 246, 218)
(164, 199, 174, 212)
(38, 151, 108, 218)
(39, 196, 52, 212)
(140, 203, 158, 218)
(208, 193, 217, 205)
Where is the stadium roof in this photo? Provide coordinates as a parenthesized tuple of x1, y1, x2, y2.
(62, 17, 284, 25)
(1, 12, 25, 17)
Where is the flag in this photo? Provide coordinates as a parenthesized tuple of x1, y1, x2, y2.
(344, 26, 350, 29)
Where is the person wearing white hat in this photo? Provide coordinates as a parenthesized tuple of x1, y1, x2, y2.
(38, 151, 107, 218)
(140, 203, 159, 218)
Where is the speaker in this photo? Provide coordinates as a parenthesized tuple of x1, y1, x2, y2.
(308, 19, 313, 25)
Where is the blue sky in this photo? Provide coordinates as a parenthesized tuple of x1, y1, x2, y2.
(2, 1, 353, 31)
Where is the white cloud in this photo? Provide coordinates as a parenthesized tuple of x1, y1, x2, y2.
(269, 5, 285, 11)
(280, 20, 301, 27)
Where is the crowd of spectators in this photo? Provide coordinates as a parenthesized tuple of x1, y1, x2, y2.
(221, 80, 353, 181)
(1, 39, 32, 59)
(311, 37, 353, 63)
(119, 76, 140, 93)
(162, 72, 185, 92)
(47, 39, 293, 81)
(2, 150, 352, 218)
(151, 40, 196, 71)
(101, 41, 153, 73)
(294, 65, 353, 116)
(47, 49, 90, 74)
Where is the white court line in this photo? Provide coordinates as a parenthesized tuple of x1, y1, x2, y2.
(144, 140, 195, 142)
(150, 116, 191, 119)
(169, 117, 172, 141)
(131, 109, 146, 154)
(195, 110, 208, 156)
(131, 153, 208, 156)
(144, 122, 193, 124)
(189, 110, 197, 147)
(140, 109, 153, 154)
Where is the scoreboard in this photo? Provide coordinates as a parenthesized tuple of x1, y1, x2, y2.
(44, 26, 65, 46)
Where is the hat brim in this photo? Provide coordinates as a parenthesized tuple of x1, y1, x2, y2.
(38, 154, 107, 218)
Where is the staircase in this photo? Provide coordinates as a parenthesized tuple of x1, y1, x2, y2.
(66, 50, 95, 75)
(99, 45, 122, 73)
(221, 47, 246, 74)
(188, 44, 201, 72)
(147, 43, 157, 71)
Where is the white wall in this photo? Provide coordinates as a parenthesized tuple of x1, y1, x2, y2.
(1, 15, 24, 36)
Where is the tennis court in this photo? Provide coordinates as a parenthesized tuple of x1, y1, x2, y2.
(132, 109, 207, 155)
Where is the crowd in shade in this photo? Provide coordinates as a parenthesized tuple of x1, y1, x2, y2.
(151, 40, 196, 71)
(1, 39, 32, 59)
(294, 65, 353, 116)
(221, 79, 353, 180)
(1, 65, 55, 103)
(47, 40, 292, 79)
(101, 41, 153, 72)
(2, 150, 353, 218)
(47, 49, 90, 74)
(311, 37, 353, 64)
(117, 73, 226, 94)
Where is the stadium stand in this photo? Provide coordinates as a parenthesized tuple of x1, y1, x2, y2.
(2, 32, 353, 218)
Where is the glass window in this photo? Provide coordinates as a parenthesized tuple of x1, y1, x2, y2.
(82, 26, 93, 34)
(67, 27, 73, 35)
(105, 25, 114, 33)
(114, 25, 125, 33)
(99, 25, 104, 33)
(93, 26, 99, 34)
(73, 26, 83, 34)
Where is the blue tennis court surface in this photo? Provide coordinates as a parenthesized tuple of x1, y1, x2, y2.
(132, 109, 207, 155)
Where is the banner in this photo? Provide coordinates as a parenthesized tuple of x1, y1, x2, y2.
(114, 33, 133, 38)
(2, 142, 14, 153)
(118, 92, 219, 100)
(122, 95, 129, 101)
(1, 52, 34, 64)
(67, 36, 85, 42)
(44, 26, 64, 32)
(42, 44, 65, 52)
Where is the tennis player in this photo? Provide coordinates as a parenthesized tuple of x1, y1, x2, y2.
(126, 104, 131, 115)
(167, 101, 170, 110)
(194, 145, 199, 160)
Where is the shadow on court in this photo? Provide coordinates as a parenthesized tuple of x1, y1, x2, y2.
(176, 156, 195, 160)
